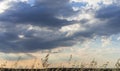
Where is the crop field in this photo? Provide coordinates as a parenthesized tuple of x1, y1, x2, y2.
(0, 68, 120, 71)
(0, 54, 120, 71)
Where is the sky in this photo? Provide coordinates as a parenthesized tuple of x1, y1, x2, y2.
(0, 0, 120, 68)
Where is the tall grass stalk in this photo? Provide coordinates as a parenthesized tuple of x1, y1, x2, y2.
(89, 59, 97, 68)
(41, 53, 50, 68)
(31, 58, 37, 69)
(13, 56, 21, 69)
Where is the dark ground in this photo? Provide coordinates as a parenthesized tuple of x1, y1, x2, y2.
(0, 68, 120, 71)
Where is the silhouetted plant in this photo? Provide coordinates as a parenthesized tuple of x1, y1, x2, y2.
(101, 61, 109, 68)
(41, 53, 50, 68)
(68, 54, 72, 64)
(89, 58, 97, 68)
(115, 58, 120, 68)
(31, 58, 37, 69)
(13, 56, 21, 68)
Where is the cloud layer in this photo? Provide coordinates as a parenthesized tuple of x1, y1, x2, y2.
(0, 0, 120, 53)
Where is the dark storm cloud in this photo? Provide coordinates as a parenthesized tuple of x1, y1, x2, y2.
(0, 0, 75, 27)
(16, 37, 75, 52)
(0, 0, 3, 2)
(0, 34, 76, 53)
(0, 23, 77, 53)
(0, 0, 120, 53)
(94, 5, 120, 35)
(0, 0, 80, 53)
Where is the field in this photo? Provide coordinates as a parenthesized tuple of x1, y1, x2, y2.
(0, 54, 120, 71)
(0, 68, 120, 71)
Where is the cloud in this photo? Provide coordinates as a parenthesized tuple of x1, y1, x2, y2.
(0, 53, 35, 61)
(0, 0, 11, 13)
(0, 24, 79, 52)
(101, 36, 111, 47)
(0, 0, 75, 27)
(0, 0, 78, 52)
(117, 37, 120, 41)
(0, 0, 120, 53)
(60, 24, 86, 37)
(94, 4, 120, 35)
